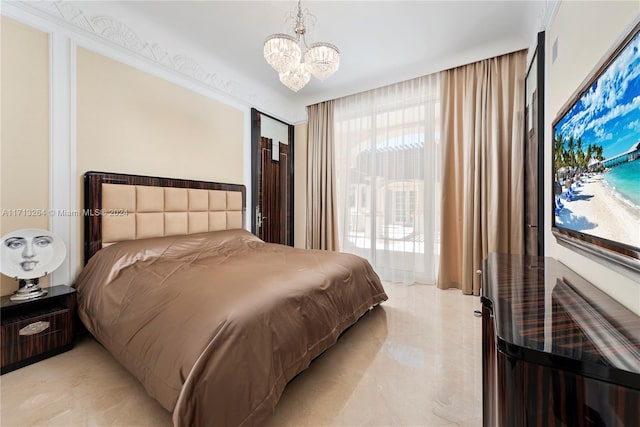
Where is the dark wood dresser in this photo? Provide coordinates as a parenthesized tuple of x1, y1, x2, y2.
(481, 253, 640, 427)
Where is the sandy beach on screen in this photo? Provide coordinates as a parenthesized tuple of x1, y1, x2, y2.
(556, 173, 640, 248)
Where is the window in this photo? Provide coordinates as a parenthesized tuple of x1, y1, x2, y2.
(334, 74, 441, 284)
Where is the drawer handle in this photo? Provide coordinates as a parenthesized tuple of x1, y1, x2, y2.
(19, 321, 50, 336)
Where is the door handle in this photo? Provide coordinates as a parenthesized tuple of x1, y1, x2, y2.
(527, 224, 538, 228)
(255, 206, 262, 229)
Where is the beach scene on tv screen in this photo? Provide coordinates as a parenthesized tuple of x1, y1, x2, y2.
(553, 30, 640, 250)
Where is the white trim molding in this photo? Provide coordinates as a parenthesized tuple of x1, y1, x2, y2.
(6, 0, 301, 122)
(48, 32, 75, 286)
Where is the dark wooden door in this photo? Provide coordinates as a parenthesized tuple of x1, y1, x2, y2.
(524, 89, 539, 256)
(257, 137, 291, 243)
(251, 109, 294, 246)
(524, 32, 545, 256)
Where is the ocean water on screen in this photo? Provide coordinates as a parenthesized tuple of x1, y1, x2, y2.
(603, 159, 640, 209)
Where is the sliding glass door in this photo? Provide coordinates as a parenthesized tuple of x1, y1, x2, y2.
(334, 76, 441, 284)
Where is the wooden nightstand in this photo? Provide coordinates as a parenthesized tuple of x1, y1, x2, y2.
(1, 285, 76, 374)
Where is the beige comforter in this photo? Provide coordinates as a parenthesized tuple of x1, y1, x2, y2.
(75, 229, 387, 426)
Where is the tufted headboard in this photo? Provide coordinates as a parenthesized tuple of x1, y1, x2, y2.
(84, 171, 246, 263)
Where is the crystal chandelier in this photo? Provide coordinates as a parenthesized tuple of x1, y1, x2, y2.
(264, 0, 340, 92)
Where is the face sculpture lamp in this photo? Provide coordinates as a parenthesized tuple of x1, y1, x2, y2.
(0, 228, 66, 301)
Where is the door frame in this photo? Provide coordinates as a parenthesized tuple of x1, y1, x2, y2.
(250, 108, 295, 245)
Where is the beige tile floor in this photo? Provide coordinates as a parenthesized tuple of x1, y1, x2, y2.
(1, 283, 483, 427)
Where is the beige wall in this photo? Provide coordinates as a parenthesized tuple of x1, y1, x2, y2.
(0, 17, 50, 294)
(76, 48, 243, 183)
(76, 48, 244, 276)
(546, 2, 640, 314)
(294, 123, 308, 248)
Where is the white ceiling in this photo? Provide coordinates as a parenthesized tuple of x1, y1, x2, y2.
(74, 1, 550, 121)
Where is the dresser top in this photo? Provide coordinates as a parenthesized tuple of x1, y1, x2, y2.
(482, 253, 640, 388)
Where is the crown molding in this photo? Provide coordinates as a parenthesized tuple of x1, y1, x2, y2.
(6, 0, 303, 123)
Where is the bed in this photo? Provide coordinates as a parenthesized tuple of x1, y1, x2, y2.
(75, 171, 388, 427)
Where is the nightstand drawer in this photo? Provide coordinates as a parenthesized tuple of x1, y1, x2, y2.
(1, 307, 73, 368)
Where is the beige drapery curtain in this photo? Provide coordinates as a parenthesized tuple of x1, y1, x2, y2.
(438, 50, 527, 295)
(306, 101, 339, 250)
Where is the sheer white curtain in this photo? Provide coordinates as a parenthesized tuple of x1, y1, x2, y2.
(334, 75, 441, 284)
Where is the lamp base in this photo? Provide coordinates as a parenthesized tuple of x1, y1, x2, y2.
(10, 279, 48, 301)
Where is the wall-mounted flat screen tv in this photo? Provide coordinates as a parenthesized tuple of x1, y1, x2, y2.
(552, 20, 640, 273)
